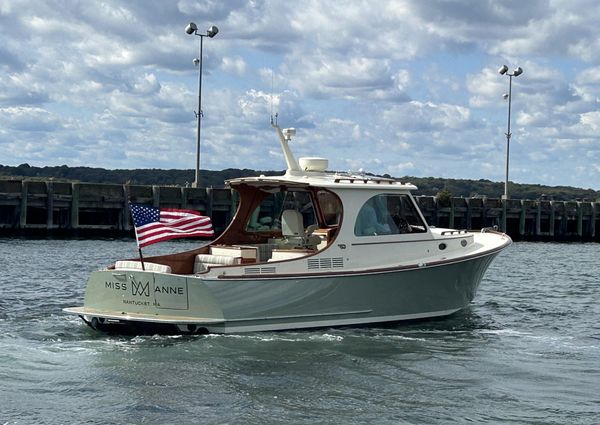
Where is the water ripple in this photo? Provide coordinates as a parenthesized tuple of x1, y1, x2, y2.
(1, 239, 599, 424)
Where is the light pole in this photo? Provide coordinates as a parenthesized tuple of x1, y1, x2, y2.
(185, 22, 219, 188)
(498, 64, 523, 200)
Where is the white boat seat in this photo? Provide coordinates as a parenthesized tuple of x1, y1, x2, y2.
(280, 209, 321, 249)
(194, 254, 241, 273)
(114, 261, 172, 274)
(282, 210, 303, 236)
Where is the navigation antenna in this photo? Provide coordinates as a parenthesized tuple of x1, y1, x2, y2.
(267, 70, 299, 173)
(270, 70, 274, 119)
(269, 69, 278, 126)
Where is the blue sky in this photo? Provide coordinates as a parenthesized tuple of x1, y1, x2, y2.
(1, 0, 600, 190)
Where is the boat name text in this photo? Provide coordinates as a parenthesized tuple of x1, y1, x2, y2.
(104, 281, 185, 296)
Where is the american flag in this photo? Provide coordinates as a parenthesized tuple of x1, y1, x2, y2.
(130, 203, 214, 248)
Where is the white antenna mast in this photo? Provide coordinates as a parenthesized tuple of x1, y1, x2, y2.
(268, 73, 300, 174)
(272, 123, 301, 174)
(270, 69, 274, 120)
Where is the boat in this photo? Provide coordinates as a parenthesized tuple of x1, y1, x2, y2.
(64, 123, 512, 334)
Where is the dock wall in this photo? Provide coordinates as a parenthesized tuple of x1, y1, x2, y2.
(1, 179, 598, 241)
(0, 180, 237, 235)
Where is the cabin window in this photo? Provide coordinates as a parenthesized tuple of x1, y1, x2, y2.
(246, 189, 317, 232)
(354, 194, 427, 236)
(316, 190, 342, 226)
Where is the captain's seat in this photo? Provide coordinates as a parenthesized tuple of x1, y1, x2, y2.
(281, 210, 321, 249)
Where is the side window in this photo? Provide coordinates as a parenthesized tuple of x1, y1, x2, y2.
(354, 196, 391, 236)
(316, 190, 342, 226)
(354, 194, 426, 236)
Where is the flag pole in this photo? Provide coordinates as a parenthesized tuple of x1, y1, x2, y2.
(138, 247, 146, 271)
(129, 201, 146, 271)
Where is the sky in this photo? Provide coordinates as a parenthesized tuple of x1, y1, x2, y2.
(1, 0, 600, 190)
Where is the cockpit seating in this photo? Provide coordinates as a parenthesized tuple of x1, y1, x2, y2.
(280, 209, 321, 249)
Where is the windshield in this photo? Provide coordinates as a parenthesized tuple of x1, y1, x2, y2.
(354, 194, 427, 236)
(246, 190, 317, 232)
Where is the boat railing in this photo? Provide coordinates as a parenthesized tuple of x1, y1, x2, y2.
(331, 172, 397, 185)
(440, 229, 470, 236)
(480, 226, 504, 235)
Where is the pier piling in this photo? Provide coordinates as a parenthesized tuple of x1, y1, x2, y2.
(0, 179, 598, 241)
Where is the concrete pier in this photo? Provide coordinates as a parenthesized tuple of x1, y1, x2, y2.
(0, 179, 235, 235)
(414, 196, 599, 241)
(1, 179, 598, 241)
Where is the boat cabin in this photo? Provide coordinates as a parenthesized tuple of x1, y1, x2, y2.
(129, 169, 433, 276)
(115, 126, 441, 275)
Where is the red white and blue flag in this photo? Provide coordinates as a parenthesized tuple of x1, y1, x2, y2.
(130, 203, 214, 248)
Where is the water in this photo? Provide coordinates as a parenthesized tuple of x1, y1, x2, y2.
(1, 238, 599, 424)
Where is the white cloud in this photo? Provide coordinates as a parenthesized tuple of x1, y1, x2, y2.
(383, 101, 471, 132)
(467, 68, 506, 108)
(221, 56, 247, 76)
(0, 106, 62, 132)
(577, 110, 600, 133)
(0, 0, 599, 189)
(387, 161, 416, 175)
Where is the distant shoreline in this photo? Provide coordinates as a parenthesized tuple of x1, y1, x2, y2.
(1, 163, 598, 201)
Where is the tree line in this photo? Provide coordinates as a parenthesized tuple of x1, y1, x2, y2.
(1, 163, 598, 201)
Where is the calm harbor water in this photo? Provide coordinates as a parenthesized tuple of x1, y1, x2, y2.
(0, 238, 599, 424)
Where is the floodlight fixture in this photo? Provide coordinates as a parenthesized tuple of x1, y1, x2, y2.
(207, 26, 219, 38)
(185, 22, 197, 35)
(498, 65, 508, 75)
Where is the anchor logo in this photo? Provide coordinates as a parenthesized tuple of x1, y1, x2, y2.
(131, 278, 150, 297)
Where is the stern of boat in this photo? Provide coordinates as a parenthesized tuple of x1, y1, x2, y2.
(64, 269, 225, 334)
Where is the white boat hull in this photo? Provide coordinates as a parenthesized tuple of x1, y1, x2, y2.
(64, 244, 503, 334)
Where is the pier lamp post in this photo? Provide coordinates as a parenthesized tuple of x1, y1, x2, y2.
(498, 65, 523, 200)
(185, 22, 219, 188)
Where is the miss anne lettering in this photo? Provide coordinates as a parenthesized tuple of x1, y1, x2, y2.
(104, 281, 184, 295)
